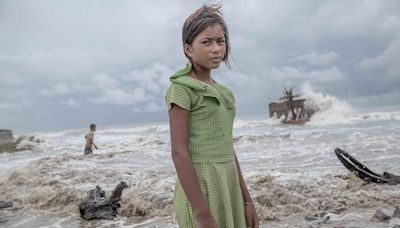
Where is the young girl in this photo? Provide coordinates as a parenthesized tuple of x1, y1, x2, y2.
(166, 4, 259, 228)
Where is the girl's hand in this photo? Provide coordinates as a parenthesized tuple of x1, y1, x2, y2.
(197, 213, 219, 228)
(245, 203, 259, 228)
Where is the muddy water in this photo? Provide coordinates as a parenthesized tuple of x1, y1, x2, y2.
(1, 108, 400, 227)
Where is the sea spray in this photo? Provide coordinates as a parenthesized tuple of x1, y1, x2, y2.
(300, 82, 354, 124)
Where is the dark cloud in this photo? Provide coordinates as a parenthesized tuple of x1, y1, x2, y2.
(1, 0, 399, 131)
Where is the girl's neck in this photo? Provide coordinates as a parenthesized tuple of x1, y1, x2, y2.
(189, 64, 213, 84)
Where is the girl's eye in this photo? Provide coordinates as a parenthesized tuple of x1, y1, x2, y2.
(202, 41, 211, 45)
(218, 40, 226, 44)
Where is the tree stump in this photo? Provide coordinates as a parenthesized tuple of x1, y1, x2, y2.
(79, 181, 128, 220)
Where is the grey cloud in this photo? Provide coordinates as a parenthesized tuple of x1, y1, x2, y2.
(1, 0, 400, 131)
(40, 83, 73, 95)
(289, 52, 340, 66)
(0, 100, 32, 110)
(133, 102, 163, 113)
(60, 99, 79, 107)
(359, 32, 400, 78)
(0, 103, 19, 110)
(0, 71, 24, 86)
(90, 63, 174, 106)
(270, 66, 345, 82)
(91, 73, 144, 105)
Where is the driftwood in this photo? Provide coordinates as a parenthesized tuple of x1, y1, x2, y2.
(335, 148, 400, 184)
(79, 181, 128, 220)
(0, 201, 12, 209)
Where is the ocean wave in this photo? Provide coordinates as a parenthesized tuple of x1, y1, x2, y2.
(0, 135, 44, 153)
(248, 173, 400, 223)
(234, 118, 280, 129)
(356, 111, 400, 122)
(100, 124, 169, 135)
(234, 133, 292, 144)
(2, 152, 399, 227)
(134, 135, 167, 146)
(0, 154, 175, 220)
(300, 83, 354, 125)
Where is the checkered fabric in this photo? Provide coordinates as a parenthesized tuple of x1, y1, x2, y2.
(165, 63, 246, 227)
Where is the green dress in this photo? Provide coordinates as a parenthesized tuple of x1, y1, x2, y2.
(165, 63, 246, 228)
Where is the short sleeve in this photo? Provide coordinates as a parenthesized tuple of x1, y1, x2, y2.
(165, 83, 191, 111)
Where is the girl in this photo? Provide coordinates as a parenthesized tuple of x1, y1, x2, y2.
(166, 4, 259, 228)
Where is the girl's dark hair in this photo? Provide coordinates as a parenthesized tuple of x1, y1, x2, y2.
(182, 4, 230, 65)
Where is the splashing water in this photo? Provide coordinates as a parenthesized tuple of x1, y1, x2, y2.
(301, 83, 354, 125)
(0, 100, 400, 227)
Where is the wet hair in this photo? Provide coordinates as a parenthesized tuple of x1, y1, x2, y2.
(182, 4, 230, 65)
(90, 124, 96, 130)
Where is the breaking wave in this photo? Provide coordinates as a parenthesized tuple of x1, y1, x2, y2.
(2, 152, 400, 227)
(301, 83, 354, 125)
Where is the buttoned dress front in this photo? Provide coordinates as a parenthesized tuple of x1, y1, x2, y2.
(165, 63, 246, 228)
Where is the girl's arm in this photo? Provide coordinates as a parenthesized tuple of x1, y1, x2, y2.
(234, 153, 259, 228)
(169, 104, 216, 225)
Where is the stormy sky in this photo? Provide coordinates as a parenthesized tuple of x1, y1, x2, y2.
(1, 0, 400, 131)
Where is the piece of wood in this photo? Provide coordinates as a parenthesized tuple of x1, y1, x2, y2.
(79, 181, 128, 220)
(335, 148, 400, 184)
(0, 200, 13, 209)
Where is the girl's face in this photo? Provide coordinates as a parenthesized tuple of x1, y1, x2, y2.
(185, 24, 226, 71)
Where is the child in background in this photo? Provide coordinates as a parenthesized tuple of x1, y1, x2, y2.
(84, 123, 98, 155)
(166, 4, 259, 228)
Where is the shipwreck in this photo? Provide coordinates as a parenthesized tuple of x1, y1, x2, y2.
(268, 88, 316, 124)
